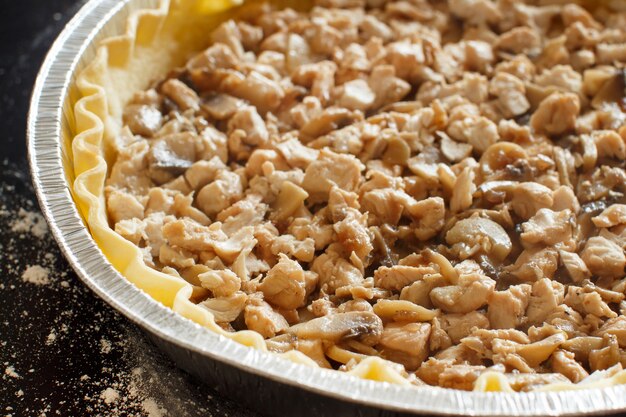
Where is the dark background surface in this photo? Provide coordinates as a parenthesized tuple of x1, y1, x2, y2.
(0, 1, 257, 415)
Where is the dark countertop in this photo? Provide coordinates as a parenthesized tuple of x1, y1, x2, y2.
(0, 2, 257, 416)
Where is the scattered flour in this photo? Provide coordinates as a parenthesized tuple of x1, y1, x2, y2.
(46, 330, 57, 345)
(5, 366, 20, 379)
(100, 339, 112, 354)
(142, 398, 167, 417)
(101, 388, 120, 405)
(10, 208, 48, 239)
(21, 265, 50, 286)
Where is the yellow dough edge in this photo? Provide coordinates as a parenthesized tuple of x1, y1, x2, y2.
(68, 0, 626, 392)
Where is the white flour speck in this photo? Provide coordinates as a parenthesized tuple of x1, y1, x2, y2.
(5, 366, 21, 379)
(101, 388, 120, 405)
(21, 265, 50, 286)
(10, 208, 48, 239)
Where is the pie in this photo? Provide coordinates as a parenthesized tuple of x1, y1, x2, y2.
(73, 0, 626, 391)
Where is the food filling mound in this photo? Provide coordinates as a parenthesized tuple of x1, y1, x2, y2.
(106, 0, 626, 391)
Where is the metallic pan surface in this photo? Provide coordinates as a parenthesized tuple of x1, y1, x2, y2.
(26, 0, 626, 415)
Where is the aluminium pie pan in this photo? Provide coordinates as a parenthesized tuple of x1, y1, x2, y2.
(26, 0, 626, 415)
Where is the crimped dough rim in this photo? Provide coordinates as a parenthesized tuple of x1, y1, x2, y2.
(70, 0, 626, 392)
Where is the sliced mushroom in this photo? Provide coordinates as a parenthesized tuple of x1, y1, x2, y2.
(590, 69, 626, 110)
(445, 217, 512, 262)
(373, 299, 439, 322)
(287, 311, 383, 346)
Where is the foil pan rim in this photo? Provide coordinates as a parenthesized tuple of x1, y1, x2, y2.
(26, 0, 626, 414)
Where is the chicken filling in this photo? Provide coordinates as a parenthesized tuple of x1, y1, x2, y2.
(106, 0, 626, 391)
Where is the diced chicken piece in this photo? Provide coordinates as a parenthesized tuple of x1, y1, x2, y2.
(489, 72, 530, 119)
(521, 209, 574, 247)
(386, 41, 426, 81)
(337, 79, 376, 112)
(445, 217, 512, 262)
(593, 130, 626, 161)
(228, 106, 269, 146)
(510, 182, 554, 220)
(244, 296, 289, 338)
(274, 138, 319, 170)
(593, 205, 626, 229)
(198, 269, 241, 297)
(551, 186, 580, 214)
(596, 317, 626, 348)
(159, 244, 195, 269)
(564, 286, 617, 319)
(107, 189, 144, 224)
(368, 65, 411, 110)
(447, 115, 499, 154)
(535, 65, 583, 96)
(312, 248, 364, 294)
(300, 107, 362, 140)
(406, 197, 446, 241)
(115, 218, 144, 246)
(562, 3, 601, 29)
(260, 254, 308, 310)
(288, 311, 383, 346)
(464, 40, 494, 74)
(400, 274, 446, 309)
(438, 312, 490, 344)
(219, 195, 267, 235)
(199, 291, 247, 323)
(460, 328, 530, 360)
(439, 364, 487, 391)
(507, 247, 558, 282)
(271, 181, 309, 222)
(559, 250, 591, 283)
(161, 79, 200, 112)
(270, 235, 315, 263)
(360, 15, 393, 42)
(302, 150, 364, 202)
(550, 350, 589, 383)
(526, 278, 565, 326)
(196, 171, 244, 217)
(374, 265, 436, 292)
(488, 284, 532, 329)
(285, 33, 315, 72)
(211, 20, 244, 57)
(378, 322, 431, 371)
(581, 236, 626, 279)
(334, 210, 372, 261)
(430, 273, 496, 314)
(448, 0, 501, 25)
(292, 61, 337, 105)
(597, 44, 626, 65)
(496, 27, 541, 54)
(222, 71, 284, 114)
(530, 92, 580, 136)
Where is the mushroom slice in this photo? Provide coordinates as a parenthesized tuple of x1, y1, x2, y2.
(590, 69, 626, 110)
(373, 299, 439, 322)
(445, 217, 512, 262)
(199, 291, 248, 323)
(148, 138, 194, 184)
(430, 273, 495, 314)
(202, 93, 244, 120)
(287, 311, 383, 346)
(494, 333, 567, 368)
